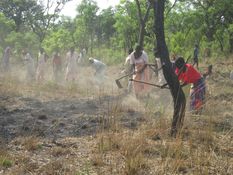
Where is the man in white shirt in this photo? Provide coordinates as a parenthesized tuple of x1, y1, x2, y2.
(22, 49, 35, 81)
(89, 57, 106, 84)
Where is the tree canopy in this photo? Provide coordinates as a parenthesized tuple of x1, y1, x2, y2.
(0, 0, 232, 60)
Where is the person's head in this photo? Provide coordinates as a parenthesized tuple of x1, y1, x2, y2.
(208, 64, 213, 73)
(89, 57, 94, 64)
(128, 48, 133, 55)
(134, 44, 143, 59)
(135, 44, 142, 53)
(22, 49, 27, 56)
(39, 48, 44, 54)
(70, 47, 75, 54)
(195, 44, 198, 48)
(171, 53, 176, 61)
(154, 48, 159, 58)
(5, 47, 11, 53)
(54, 49, 58, 56)
(175, 56, 185, 69)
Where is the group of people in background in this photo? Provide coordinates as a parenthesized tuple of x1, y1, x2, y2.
(0, 43, 218, 114)
(1, 46, 106, 85)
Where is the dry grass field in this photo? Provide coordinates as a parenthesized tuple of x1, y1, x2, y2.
(0, 58, 232, 175)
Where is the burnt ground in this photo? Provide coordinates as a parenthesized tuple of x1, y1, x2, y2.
(0, 61, 232, 175)
(0, 93, 149, 143)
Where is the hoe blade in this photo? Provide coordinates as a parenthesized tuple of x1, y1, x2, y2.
(115, 79, 123, 88)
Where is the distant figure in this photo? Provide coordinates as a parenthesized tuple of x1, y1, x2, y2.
(65, 47, 79, 81)
(175, 56, 206, 114)
(78, 48, 87, 65)
(52, 51, 62, 82)
(170, 53, 176, 72)
(124, 48, 134, 93)
(89, 57, 106, 84)
(82, 48, 86, 58)
(36, 48, 47, 82)
(230, 70, 233, 80)
(130, 45, 150, 97)
(78, 51, 83, 64)
(203, 65, 213, 79)
(22, 50, 35, 81)
(193, 44, 199, 69)
(2, 47, 11, 72)
(203, 47, 211, 63)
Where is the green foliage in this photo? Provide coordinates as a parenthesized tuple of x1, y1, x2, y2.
(0, 13, 15, 52)
(43, 28, 73, 54)
(92, 46, 124, 65)
(5, 31, 40, 58)
(113, 0, 138, 50)
(1, 0, 232, 63)
(0, 156, 13, 168)
(96, 7, 116, 45)
(76, 0, 99, 52)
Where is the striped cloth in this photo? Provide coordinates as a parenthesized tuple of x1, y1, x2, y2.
(190, 77, 206, 112)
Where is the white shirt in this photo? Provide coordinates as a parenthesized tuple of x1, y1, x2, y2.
(130, 51, 148, 64)
(92, 59, 106, 72)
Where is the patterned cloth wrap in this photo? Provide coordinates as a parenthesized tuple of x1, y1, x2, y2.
(190, 77, 206, 111)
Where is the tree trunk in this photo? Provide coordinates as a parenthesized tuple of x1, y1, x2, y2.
(153, 0, 186, 137)
(138, 22, 146, 47)
(216, 34, 224, 52)
(230, 32, 233, 53)
(135, 0, 151, 47)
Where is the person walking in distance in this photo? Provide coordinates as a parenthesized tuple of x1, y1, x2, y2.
(22, 49, 35, 81)
(65, 47, 78, 82)
(2, 46, 11, 73)
(36, 48, 48, 82)
(52, 51, 62, 82)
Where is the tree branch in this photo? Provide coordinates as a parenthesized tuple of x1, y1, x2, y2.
(135, 0, 143, 24)
(166, 0, 178, 16)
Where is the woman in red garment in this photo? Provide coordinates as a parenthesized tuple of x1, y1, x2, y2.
(175, 57, 206, 113)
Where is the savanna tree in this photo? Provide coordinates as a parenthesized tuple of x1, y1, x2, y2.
(153, 0, 186, 137)
(76, 0, 99, 53)
(135, 0, 152, 47)
(0, 0, 71, 42)
(114, 0, 139, 50)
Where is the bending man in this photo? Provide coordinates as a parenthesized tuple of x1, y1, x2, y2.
(175, 56, 206, 114)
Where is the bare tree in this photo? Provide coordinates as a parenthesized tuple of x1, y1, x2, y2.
(28, 0, 71, 42)
(135, 0, 152, 47)
(153, 0, 186, 137)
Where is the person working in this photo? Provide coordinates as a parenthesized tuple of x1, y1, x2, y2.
(52, 51, 62, 82)
(65, 47, 79, 82)
(36, 48, 47, 82)
(130, 45, 150, 98)
(89, 57, 106, 84)
(124, 48, 134, 93)
(175, 56, 206, 114)
(2, 46, 11, 73)
(22, 49, 35, 81)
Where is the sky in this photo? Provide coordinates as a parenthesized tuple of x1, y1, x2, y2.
(60, 0, 120, 18)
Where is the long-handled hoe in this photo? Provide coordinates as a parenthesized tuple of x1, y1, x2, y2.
(115, 73, 133, 89)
